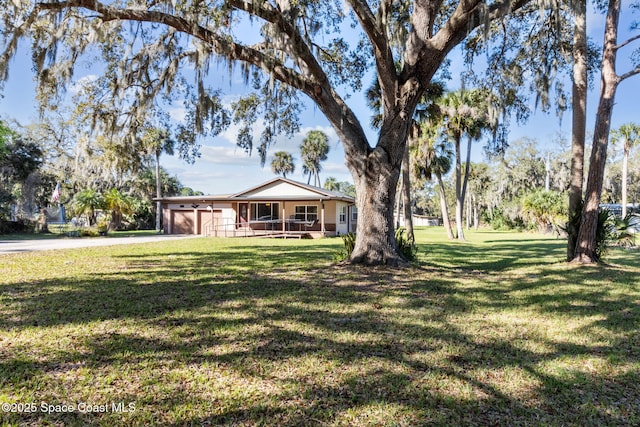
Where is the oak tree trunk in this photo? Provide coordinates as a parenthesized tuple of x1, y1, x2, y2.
(350, 150, 404, 266)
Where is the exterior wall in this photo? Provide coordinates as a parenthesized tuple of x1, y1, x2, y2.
(394, 214, 441, 227)
(241, 182, 320, 198)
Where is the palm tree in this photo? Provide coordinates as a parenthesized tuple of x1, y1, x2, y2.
(72, 188, 104, 226)
(103, 188, 133, 230)
(271, 151, 295, 178)
(438, 89, 495, 240)
(414, 122, 455, 239)
(611, 123, 640, 218)
(323, 176, 339, 191)
(141, 128, 175, 232)
(300, 130, 329, 186)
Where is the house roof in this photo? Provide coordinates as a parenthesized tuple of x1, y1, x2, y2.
(156, 177, 355, 204)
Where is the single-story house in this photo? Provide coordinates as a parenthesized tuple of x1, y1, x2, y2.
(156, 177, 357, 238)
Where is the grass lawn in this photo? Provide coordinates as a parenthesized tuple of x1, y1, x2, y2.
(1, 228, 639, 426)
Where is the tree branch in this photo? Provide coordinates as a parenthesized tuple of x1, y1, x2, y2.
(37, 0, 313, 92)
(226, 0, 327, 83)
(615, 32, 640, 50)
(37, 0, 372, 157)
(619, 66, 640, 82)
(345, 0, 397, 107)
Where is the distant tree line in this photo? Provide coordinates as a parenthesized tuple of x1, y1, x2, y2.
(0, 118, 200, 234)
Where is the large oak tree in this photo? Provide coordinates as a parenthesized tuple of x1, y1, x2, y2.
(2, 0, 535, 265)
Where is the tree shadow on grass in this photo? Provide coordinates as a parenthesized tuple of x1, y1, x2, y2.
(420, 238, 567, 273)
(1, 241, 640, 425)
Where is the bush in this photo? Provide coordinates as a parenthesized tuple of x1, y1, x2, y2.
(395, 227, 418, 261)
(0, 219, 37, 234)
(333, 233, 356, 262)
(79, 227, 100, 237)
(333, 229, 417, 262)
(521, 189, 566, 233)
(486, 207, 525, 231)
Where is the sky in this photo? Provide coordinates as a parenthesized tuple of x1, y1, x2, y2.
(0, 2, 638, 195)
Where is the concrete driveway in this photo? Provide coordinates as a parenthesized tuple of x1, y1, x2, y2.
(0, 234, 198, 255)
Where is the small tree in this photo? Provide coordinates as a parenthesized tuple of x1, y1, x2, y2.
(438, 89, 499, 241)
(522, 189, 567, 233)
(72, 189, 104, 226)
(323, 177, 339, 192)
(103, 188, 133, 230)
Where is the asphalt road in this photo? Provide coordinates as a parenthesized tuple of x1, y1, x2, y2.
(0, 234, 198, 255)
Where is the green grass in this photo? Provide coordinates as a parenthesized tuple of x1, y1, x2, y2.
(1, 228, 639, 426)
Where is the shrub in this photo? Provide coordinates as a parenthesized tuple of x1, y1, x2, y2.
(79, 227, 100, 237)
(334, 229, 417, 262)
(521, 189, 567, 233)
(333, 233, 356, 262)
(486, 206, 525, 231)
(0, 219, 36, 234)
(395, 227, 418, 261)
(566, 205, 637, 262)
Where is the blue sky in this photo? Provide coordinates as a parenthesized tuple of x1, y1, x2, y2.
(0, 3, 638, 194)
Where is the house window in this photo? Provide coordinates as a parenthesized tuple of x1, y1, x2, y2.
(251, 203, 280, 221)
(351, 207, 358, 222)
(295, 205, 318, 222)
(339, 206, 347, 224)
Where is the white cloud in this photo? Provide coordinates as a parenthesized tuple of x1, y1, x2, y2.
(168, 106, 187, 123)
(68, 74, 99, 95)
(199, 144, 263, 165)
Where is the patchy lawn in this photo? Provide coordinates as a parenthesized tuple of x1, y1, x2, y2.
(1, 229, 639, 426)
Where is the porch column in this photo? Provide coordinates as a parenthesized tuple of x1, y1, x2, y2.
(209, 204, 214, 237)
(321, 201, 326, 236)
(193, 207, 198, 234)
(282, 205, 286, 233)
(166, 206, 172, 234)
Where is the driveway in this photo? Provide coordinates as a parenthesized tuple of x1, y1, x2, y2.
(0, 234, 199, 255)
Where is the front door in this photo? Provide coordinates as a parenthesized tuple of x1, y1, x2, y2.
(239, 203, 249, 227)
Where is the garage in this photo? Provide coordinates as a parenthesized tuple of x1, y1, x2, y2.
(197, 209, 222, 235)
(171, 211, 194, 234)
